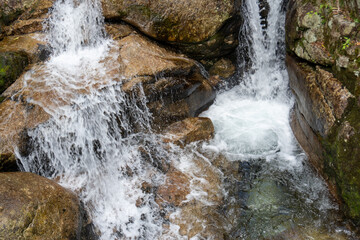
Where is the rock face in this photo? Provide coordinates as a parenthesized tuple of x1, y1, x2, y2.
(0, 51, 29, 94)
(286, 0, 360, 222)
(0, 0, 53, 38)
(101, 0, 242, 59)
(0, 29, 215, 171)
(163, 117, 214, 146)
(0, 172, 94, 240)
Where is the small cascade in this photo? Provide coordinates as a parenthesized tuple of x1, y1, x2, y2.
(202, 0, 356, 238)
(13, 0, 358, 238)
(17, 0, 167, 238)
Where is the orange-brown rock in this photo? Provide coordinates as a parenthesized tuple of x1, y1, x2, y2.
(0, 0, 53, 38)
(163, 117, 214, 146)
(101, 0, 241, 59)
(286, 55, 353, 137)
(0, 172, 94, 239)
(0, 33, 215, 171)
(156, 168, 190, 207)
(0, 33, 50, 63)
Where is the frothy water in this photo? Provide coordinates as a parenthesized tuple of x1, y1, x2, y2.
(202, 0, 356, 238)
(12, 0, 358, 239)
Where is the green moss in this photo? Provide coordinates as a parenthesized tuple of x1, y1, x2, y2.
(323, 101, 360, 222)
(0, 51, 29, 94)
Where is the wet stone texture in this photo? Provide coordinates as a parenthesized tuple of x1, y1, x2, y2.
(0, 172, 95, 240)
(286, 0, 360, 223)
(101, 0, 242, 59)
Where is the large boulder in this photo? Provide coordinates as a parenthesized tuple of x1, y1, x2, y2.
(0, 172, 94, 239)
(101, 0, 242, 59)
(286, 0, 360, 222)
(0, 31, 215, 171)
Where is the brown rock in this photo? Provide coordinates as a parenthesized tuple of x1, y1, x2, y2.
(169, 156, 224, 238)
(0, 0, 53, 38)
(0, 33, 50, 63)
(163, 117, 214, 146)
(156, 168, 190, 207)
(105, 23, 135, 40)
(0, 34, 214, 170)
(286, 54, 353, 137)
(209, 58, 236, 79)
(0, 172, 94, 240)
(101, 0, 241, 59)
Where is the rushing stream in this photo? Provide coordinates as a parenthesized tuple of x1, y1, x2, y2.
(14, 0, 358, 239)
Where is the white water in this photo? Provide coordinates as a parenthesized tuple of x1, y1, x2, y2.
(12, 0, 357, 238)
(18, 0, 167, 238)
(202, 0, 298, 167)
(202, 0, 355, 238)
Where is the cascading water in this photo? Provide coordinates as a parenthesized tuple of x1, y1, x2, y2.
(12, 0, 359, 238)
(202, 0, 357, 239)
(17, 0, 168, 238)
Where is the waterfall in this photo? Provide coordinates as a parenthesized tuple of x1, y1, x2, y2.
(202, 0, 355, 238)
(14, 0, 357, 238)
(17, 0, 167, 238)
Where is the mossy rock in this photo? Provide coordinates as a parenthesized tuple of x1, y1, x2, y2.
(323, 99, 360, 222)
(0, 51, 29, 94)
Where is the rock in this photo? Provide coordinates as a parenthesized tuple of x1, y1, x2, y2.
(105, 23, 135, 40)
(118, 34, 215, 128)
(156, 168, 190, 207)
(0, 33, 215, 170)
(0, 172, 95, 240)
(286, 55, 353, 137)
(286, 0, 360, 73)
(163, 117, 214, 146)
(209, 58, 236, 79)
(286, 2, 360, 221)
(0, 51, 29, 94)
(286, 54, 360, 222)
(0, 33, 50, 63)
(0, 0, 53, 38)
(101, 0, 242, 59)
(168, 156, 224, 239)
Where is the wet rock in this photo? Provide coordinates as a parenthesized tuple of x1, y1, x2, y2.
(163, 117, 214, 147)
(286, 1, 360, 223)
(105, 23, 135, 40)
(0, 51, 29, 94)
(209, 58, 236, 79)
(156, 168, 190, 207)
(117, 34, 215, 128)
(101, 0, 242, 59)
(168, 156, 224, 239)
(286, 55, 353, 137)
(0, 33, 214, 170)
(0, 0, 53, 38)
(0, 33, 50, 63)
(286, 54, 360, 222)
(0, 172, 95, 240)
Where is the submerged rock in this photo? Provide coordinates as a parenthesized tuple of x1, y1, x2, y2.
(101, 0, 242, 59)
(0, 172, 95, 240)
